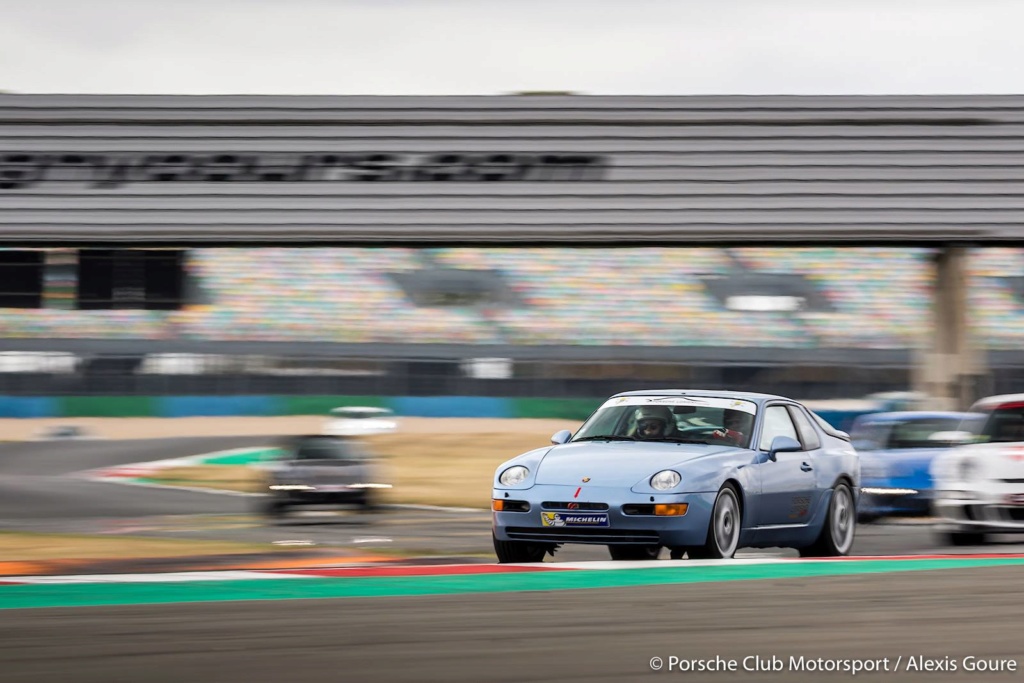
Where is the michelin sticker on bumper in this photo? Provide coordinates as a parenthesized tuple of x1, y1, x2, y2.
(541, 512, 610, 527)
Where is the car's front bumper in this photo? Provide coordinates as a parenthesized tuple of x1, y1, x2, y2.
(492, 485, 719, 547)
(269, 485, 371, 506)
(859, 482, 931, 517)
(933, 483, 1024, 532)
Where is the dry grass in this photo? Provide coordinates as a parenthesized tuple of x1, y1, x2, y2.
(144, 426, 573, 508)
(369, 431, 559, 508)
(0, 531, 280, 563)
(144, 465, 265, 493)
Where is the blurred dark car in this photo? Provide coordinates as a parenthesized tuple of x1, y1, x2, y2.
(261, 435, 391, 518)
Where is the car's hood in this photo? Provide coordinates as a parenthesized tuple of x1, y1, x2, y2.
(931, 442, 1024, 481)
(535, 441, 739, 486)
(861, 448, 946, 473)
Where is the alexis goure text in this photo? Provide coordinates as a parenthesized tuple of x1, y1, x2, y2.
(0, 152, 607, 189)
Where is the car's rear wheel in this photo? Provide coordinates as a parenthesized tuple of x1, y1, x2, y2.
(689, 483, 742, 559)
(262, 498, 289, 522)
(493, 534, 549, 563)
(800, 483, 856, 557)
(944, 530, 986, 546)
(608, 544, 661, 561)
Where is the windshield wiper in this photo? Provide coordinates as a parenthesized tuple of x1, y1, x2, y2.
(572, 435, 636, 442)
(659, 437, 713, 444)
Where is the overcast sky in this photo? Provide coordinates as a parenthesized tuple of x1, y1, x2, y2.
(2, 0, 1023, 96)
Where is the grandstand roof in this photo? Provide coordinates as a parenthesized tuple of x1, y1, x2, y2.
(5, 94, 1024, 245)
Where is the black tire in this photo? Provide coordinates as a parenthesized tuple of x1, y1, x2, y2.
(263, 498, 289, 522)
(358, 493, 380, 514)
(493, 534, 549, 563)
(800, 483, 856, 557)
(944, 530, 986, 546)
(608, 544, 661, 561)
(689, 483, 742, 559)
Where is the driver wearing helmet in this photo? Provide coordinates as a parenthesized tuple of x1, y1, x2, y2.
(712, 408, 752, 447)
(633, 405, 674, 440)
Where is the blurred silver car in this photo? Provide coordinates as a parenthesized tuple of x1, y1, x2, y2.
(262, 435, 391, 518)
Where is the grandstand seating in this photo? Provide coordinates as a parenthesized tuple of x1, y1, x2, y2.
(0, 247, 1022, 349)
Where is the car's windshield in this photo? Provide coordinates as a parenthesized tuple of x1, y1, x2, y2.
(290, 437, 368, 461)
(974, 405, 1024, 443)
(572, 396, 758, 448)
(852, 417, 966, 451)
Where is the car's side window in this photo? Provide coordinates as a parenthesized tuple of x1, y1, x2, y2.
(788, 406, 822, 451)
(759, 405, 801, 451)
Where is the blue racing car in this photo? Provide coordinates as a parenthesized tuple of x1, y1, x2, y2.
(492, 390, 860, 562)
(850, 411, 984, 521)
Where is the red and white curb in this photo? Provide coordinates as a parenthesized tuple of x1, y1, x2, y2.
(4, 554, 1022, 585)
(75, 449, 269, 497)
(0, 564, 563, 585)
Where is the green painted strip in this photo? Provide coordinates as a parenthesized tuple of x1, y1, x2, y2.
(3, 558, 1024, 611)
(200, 448, 283, 466)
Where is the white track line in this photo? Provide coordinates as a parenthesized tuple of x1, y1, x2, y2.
(5, 571, 311, 584)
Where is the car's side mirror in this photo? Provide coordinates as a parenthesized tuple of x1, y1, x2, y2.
(551, 429, 572, 445)
(767, 435, 802, 462)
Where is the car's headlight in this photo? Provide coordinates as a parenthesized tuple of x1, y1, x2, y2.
(499, 465, 530, 486)
(650, 470, 682, 491)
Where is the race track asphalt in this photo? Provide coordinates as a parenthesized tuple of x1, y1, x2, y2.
(3, 438, 1024, 682)
(2, 436, 1024, 558)
(0, 437, 262, 520)
(3, 566, 1022, 682)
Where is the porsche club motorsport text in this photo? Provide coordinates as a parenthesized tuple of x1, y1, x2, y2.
(0, 152, 607, 189)
(649, 655, 1018, 674)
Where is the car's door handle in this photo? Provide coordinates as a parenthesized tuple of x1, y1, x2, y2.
(800, 462, 813, 472)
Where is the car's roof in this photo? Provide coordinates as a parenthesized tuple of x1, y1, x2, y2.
(971, 393, 1024, 410)
(610, 389, 792, 403)
(854, 411, 977, 423)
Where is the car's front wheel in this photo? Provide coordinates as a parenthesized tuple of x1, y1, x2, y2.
(689, 483, 742, 559)
(358, 493, 380, 514)
(493, 534, 549, 563)
(608, 544, 661, 561)
(800, 483, 856, 557)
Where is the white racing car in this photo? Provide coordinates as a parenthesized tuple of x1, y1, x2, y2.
(931, 393, 1024, 545)
(322, 406, 397, 437)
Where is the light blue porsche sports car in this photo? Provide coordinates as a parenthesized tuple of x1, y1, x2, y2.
(492, 390, 860, 562)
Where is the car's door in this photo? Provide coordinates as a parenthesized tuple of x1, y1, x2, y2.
(755, 404, 819, 527)
(786, 404, 829, 516)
